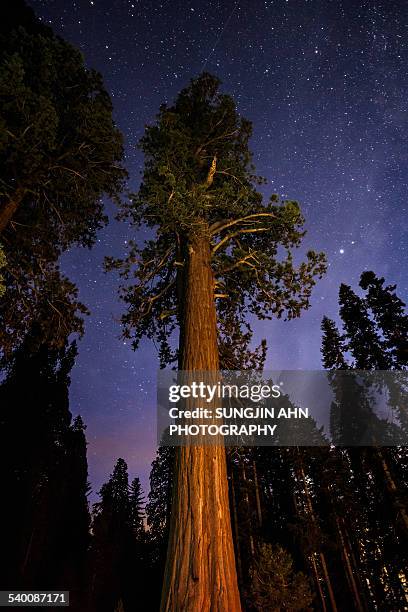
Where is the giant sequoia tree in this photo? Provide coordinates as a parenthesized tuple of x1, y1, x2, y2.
(108, 73, 326, 610)
(0, 0, 126, 352)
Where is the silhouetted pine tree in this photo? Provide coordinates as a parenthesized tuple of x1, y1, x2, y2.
(130, 477, 145, 537)
(0, 330, 90, 609)
(321, 271, 408, 609)
(143, 445, 174, 610)
(146, 445, 174, 559)
(321, 316, 347, 370)
(360, 271, 408, 367)
(339, 283, 390, 369)
(89, 458, 148, 612)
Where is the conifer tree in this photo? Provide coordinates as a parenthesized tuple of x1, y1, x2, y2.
(247, 543, 312, 611)
(146, 445, 174, 561)
(130, 477, 145, 537)
(338, 283, 390, 369)
(89, 459, 151, 612)
(360, 271, 408, 367)
(0, 331, 90, 607)
(108, 72, 326, 610)
(0, 0, 126, 353)
(321, 316, 347, 370)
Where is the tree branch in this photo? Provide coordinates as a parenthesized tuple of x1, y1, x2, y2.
(212, 227, 269, 254)
(194, 127, 238, 157)
(0, 188, 26, 234)
(50, 165, 86, 179)
(209, 213, 276, 236)
(217, 253, 259, 275)
(139, 278, 176, 319)
(215, 170, 245, 185)
(159, 307, 178, 320)
(205, 156, 217, 188)
(139, 246, 174, 286)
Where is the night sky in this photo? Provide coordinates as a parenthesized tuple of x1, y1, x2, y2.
(27, 0, 408, 499)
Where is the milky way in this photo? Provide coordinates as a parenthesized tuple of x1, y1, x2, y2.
(28, 0, 408, 497)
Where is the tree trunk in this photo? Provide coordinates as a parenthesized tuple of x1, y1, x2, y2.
(0, 189, 25, 234)
(252, 460, 262, 528)
(230, 466, 243, 586)
(241, 460, 255, 557)
(335, 515, 364, 610)
(298, 457, 337, 612)
(319, 552, 338, 612)
(310, 552, 327, 612)
(342, 520, 368, 609)
(160, 230, 242, 611)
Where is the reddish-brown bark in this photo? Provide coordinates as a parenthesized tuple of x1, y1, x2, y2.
(0, 189, 25, 234)
(160, 228, 242, 611)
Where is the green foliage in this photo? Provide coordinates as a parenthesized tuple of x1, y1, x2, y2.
(124, 73, 261, 231)
(219, 315, 267, 370)
(247, 543, 312, 611)
(108, 73, 326, 364)
(0, 1, 126, 353)
(1, 261, 89, 356)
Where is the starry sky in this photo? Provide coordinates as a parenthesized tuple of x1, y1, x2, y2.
(27, 0, 408, 499)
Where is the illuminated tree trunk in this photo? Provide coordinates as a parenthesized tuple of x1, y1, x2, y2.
(310, 552, 327, 612)
(297, 456, 337, 612)
(160, 229, 242, 611)
(335, 517, 364, 611)
(0, 189, 25, 234)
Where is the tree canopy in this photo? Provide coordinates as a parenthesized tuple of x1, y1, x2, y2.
(107, 73, 326, 365)
(0, 0, 126, 353)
